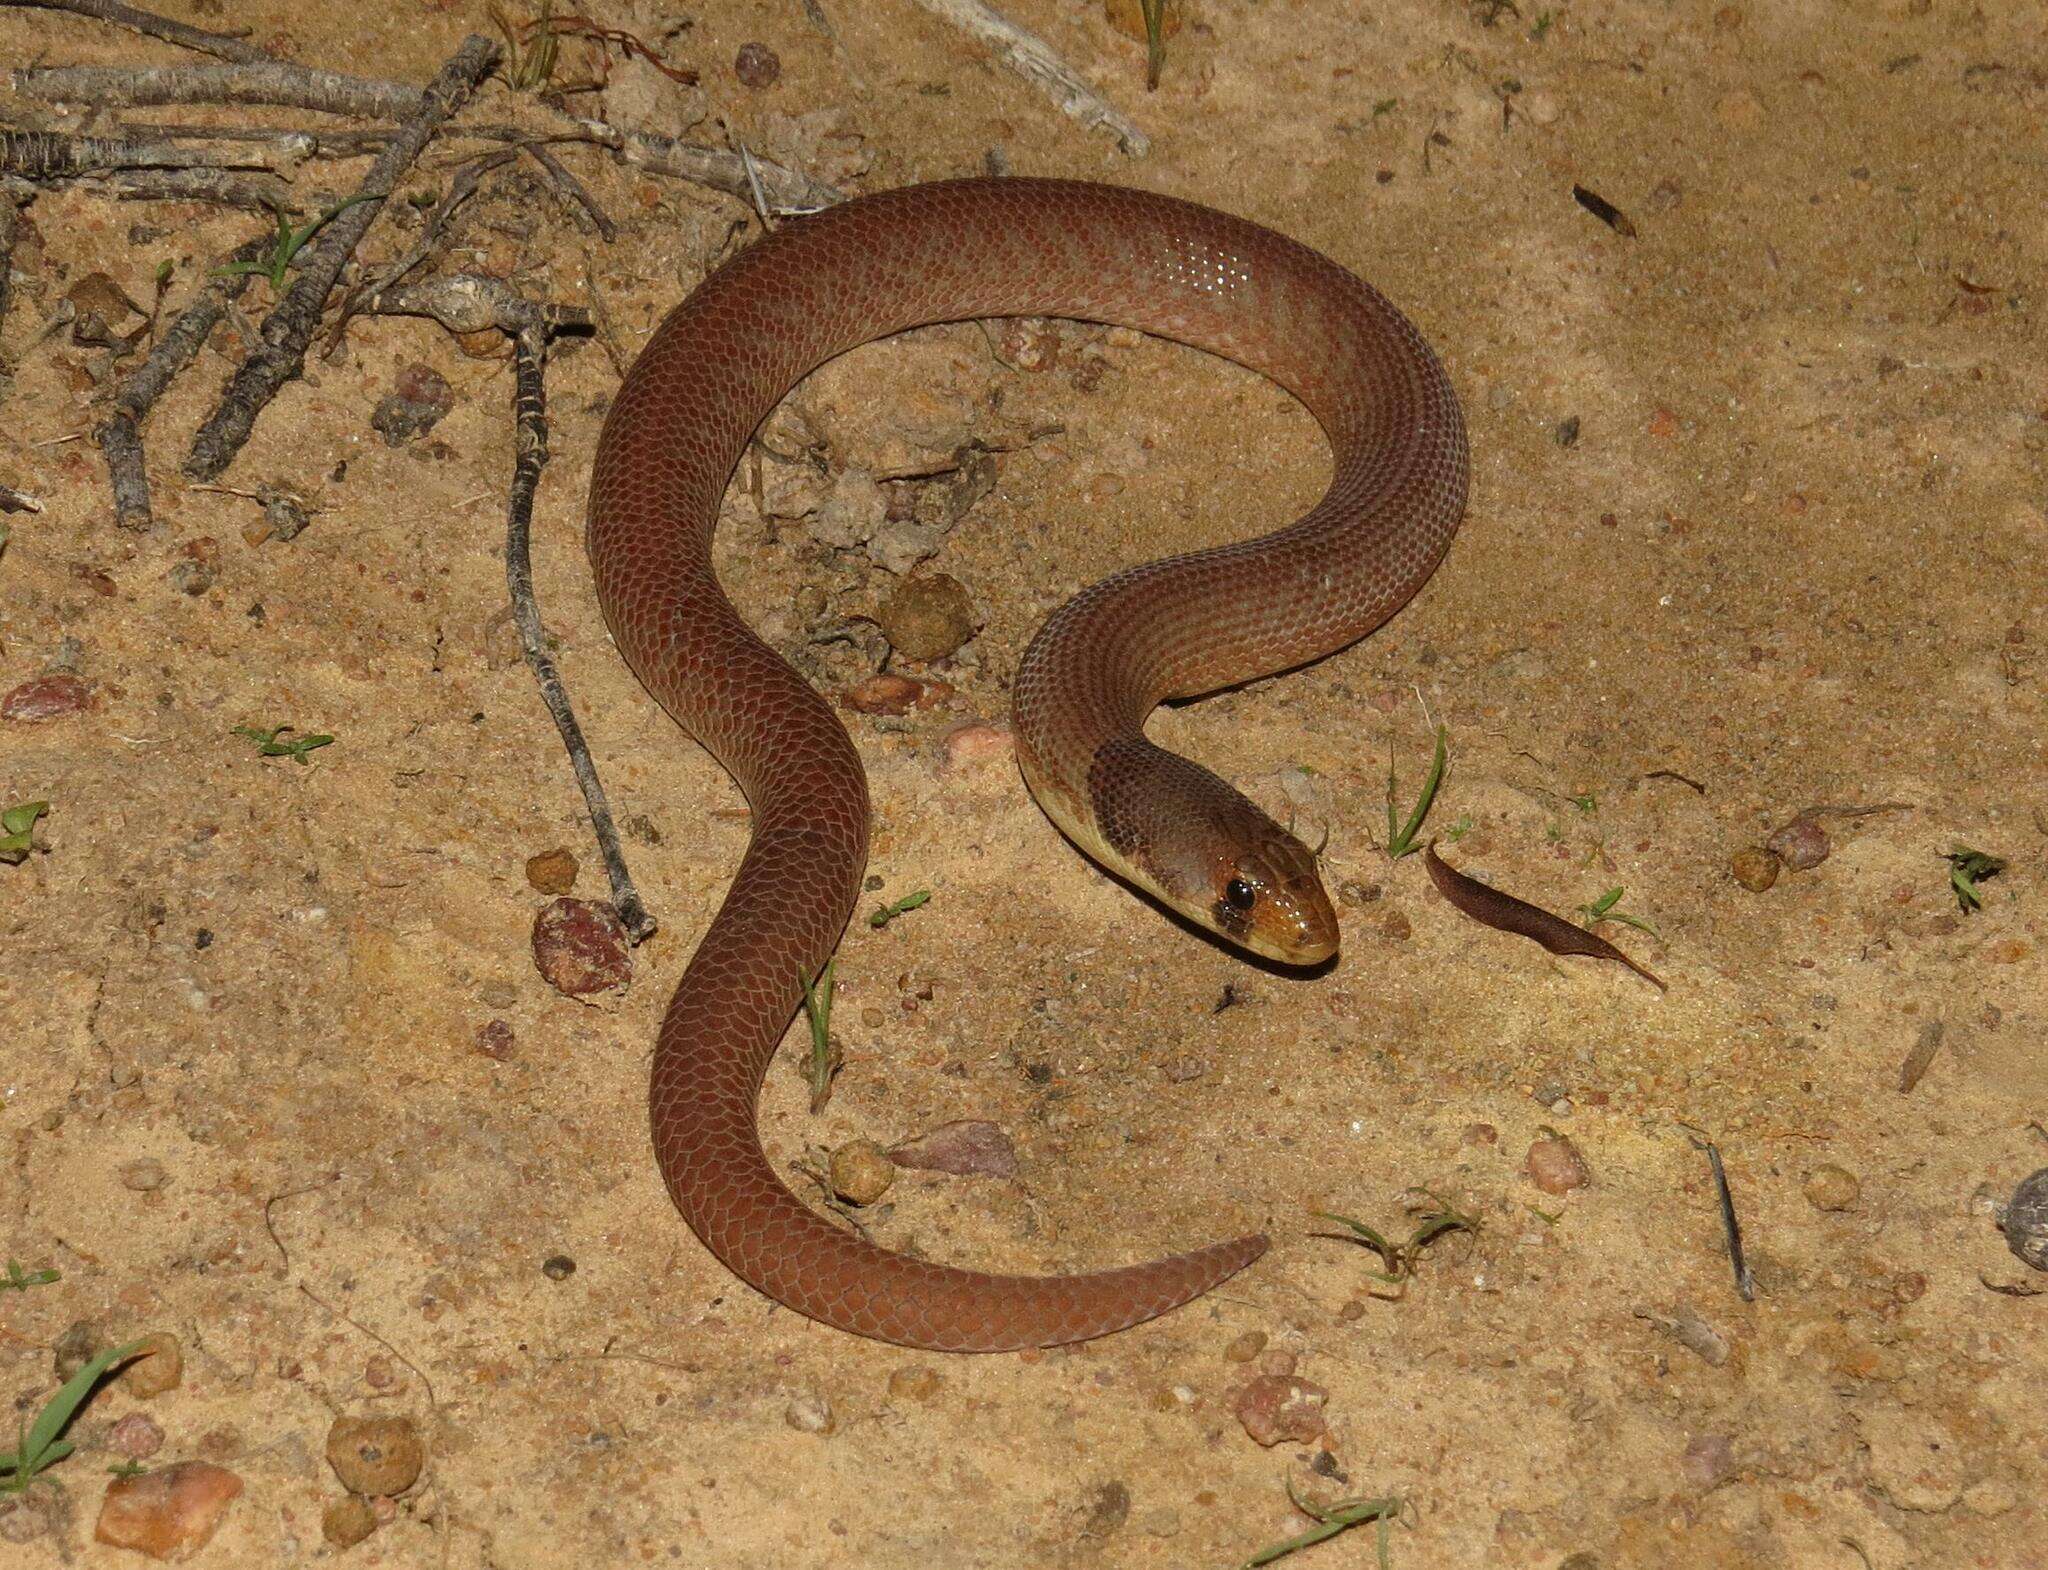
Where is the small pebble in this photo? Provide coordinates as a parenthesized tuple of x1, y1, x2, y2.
(2000, 1168, 2048, 1271)
(525, 847, 578, 894)
(1682, 1432, 1735, 1489)
(2, 672, 95, 722)
(542, 1254, 576, 1280)
(54, 1320, 103, 1381)
(121, 1158, 168, 1192)
(942, 722, 1012, 769)
(1766, 816, 1830, 871)
(322, 1494, 378, 1548)
(733, 41, 781, 88)
(997, 318, 1060, 371)
(1526, 1134, 1590, 1194)
(325, 1414, 425, 1497)
(1081, 1480, 1131, 1537)
(1461, 1121, 1499, 1147)
(530, 897, 631, 997)
(1729, 846, 1780, 891)
(877, 573, 976, 661)
(828, 1139, 896, 1205)
(474, 1019, 516, 1060)
(124, 1333, 183, 1397)
(95, 1462, 243, 1558)
(785, 1394, 835, 1434)
(109, 1413, 165, 1460)
(1230, 1374, 1328, 1447)
(843, 674, 926, 715)
(1803, 1163, 1861, 1212)
(1222, 1329, 1267, 1363)
(167, 558, 216, 596)
(887, 1365, 942, 1402)
(889, 1119, 1017, 1178)
(370, 363, 453, 446)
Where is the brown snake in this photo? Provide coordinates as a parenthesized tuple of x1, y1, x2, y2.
(586, 178, 1468, 1351)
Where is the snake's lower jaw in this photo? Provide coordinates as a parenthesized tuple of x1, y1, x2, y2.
(1241, 921, 1339, 967)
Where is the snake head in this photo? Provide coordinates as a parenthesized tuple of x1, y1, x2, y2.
(1076, 738, 1339, 967)
(1203, 821, 1339, 966)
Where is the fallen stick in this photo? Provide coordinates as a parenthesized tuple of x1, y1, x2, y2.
(97, 231, 268, 530)
(0, 127, 313, 177)
(182, 34, 499, 482)
(476, 301, 653, 942)
(13, 60, 428, 118)
(100, 167, 293, 209)
(2, 0, 268, 63)
(908, 0, 1148, 155)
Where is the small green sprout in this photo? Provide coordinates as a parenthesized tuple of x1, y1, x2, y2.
(1567, 791, 1597, 813)
(1371, 97, 1399, 120)
(799, 959, 840, 1113)
(1313, 1189, 1478, 1300)
(1945, 846, 2006, 912)
(0, 801, 49, 864)
(233, 725, 334, 764)
(1384, 725, 1448, 860)
(1, 1261, 59, 1292)
(1243, 1481, 1409, 1569)
(1531, 10, 1554, 38)
(1, 1338, 148, 1493)
(1442, 815, 1474, 843)
(1578, 886, 1659, 937)
(215, 195, 378, 292)
(868, 889, 931, 929)
(492, 0, 561, 92)
(108, 1458, 149, 1479)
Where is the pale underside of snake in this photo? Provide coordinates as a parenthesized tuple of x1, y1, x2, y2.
(585, 177, 1469, 1352)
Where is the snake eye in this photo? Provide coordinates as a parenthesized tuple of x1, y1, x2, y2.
(1224, 877, 1257, 912)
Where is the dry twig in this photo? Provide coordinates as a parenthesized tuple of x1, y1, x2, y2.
(2, 0, 267, 63)
(908, 0, 1148, 154)
(97, 232, 267, 530)
(183, 34, 500, 482)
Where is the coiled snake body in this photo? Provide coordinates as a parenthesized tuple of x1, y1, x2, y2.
(586, 178, 1468, 1351)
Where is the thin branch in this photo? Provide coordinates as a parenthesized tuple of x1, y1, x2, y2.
(547, 115, 840, 212)
(361, 273, 588, 339)
(502, 319, 654, 941)
(907, 0, 1148, 155)
(0, 127, 313, 177)
(182, 34, 499, 482)
(96, 231, 268, 530)
(97, 167, 293, 209)
(2, 0, 268, 63)
(13, 60, 429, 118)
(521, 140, 616, 240)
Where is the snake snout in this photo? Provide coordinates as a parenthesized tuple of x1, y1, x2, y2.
(1235, 839, 1339, 966)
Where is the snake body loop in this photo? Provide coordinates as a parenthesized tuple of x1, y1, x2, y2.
(587, 178, 1468, 1351)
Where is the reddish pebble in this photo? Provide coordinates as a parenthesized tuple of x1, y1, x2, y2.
(108, 1413, 165, 1460)
(1526, 1134, 1591, 1194)
(943, 722, 1013, 769)
(94, 1462, 243, 1558)
(1766, 815, 1830, 870)
(1231, 1374, 1328, 1447)
(474, 1019, 515, 1060)
(1647, 407, 1679, 438)
(1682, 1432, 1735, 1488)
(1461, 1121, 1498, 1147)
(998, 318, 1060, 371)
(733, 41, 781, 87)
(1730, 846, 1780, 891)
(843, 674, 925, 715)
(2, 672, 94, 722)
(889, 1119, 1017, 1178)
(531, 897, 631, 997)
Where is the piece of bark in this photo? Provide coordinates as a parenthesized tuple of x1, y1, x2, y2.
(908, 0, 1148, 154)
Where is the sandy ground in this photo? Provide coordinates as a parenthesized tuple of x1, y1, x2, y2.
(2, 0, 2044, 1566)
